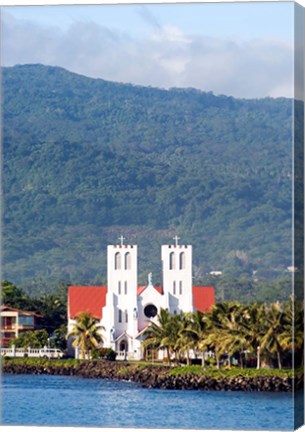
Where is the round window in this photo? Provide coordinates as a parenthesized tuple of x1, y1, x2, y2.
(144, 304, 158, 318)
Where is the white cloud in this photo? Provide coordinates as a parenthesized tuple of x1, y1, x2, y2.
(2, 12, 293, 98)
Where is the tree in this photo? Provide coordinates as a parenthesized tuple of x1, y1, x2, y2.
(203, 302, 241, 368)
(242, 303, 267, 369)
(260, 302, 286, 369)
(67, 311, 104, 359)
(33, 294, 67, 333)
(143, 308, 181, 365)
(179, 311, 208, 367)
(51, 324, 68, 351)
(2, 280, 31, 310)
(10, 329, 49, 349)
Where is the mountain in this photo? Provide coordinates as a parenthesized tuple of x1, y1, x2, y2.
(2, 64, 294, 300)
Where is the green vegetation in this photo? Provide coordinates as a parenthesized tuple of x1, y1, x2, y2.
(2, 279, 68, 349)
(9, 329, 49, 349)
(143, 301, 303, 370)
(67, 311, 104, 359)
(168, 365, 294, 378)
(2, 64, 299, 303)
(92, 347, 117, 361)
(2, 357, 81, 368)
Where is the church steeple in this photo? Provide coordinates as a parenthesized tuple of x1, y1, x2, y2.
(161, 237, 193, 313)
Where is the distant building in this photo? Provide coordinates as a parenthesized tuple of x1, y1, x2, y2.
(287, 266, 298, 273)
(0, 305, 44, 347)
(68, 237, 215, 360)
(210, 271, 222, 276)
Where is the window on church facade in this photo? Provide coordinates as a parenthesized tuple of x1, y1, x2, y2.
(169, 252, 175, 270)
(115, 252, 121, 270)
(179, 281, 182, 295)
(125, 252, 131, 270)
(118, 281, 121, 294)
(125, 310, 128, 323)
(124, 281, 127, 294)
(179, 252, 185, 270)
(173, 281, 176, 295)
(118, 309, 122, 323)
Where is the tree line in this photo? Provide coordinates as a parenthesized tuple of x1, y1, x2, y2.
(67, 299, 303, 370)
(143, 301, 303, 370)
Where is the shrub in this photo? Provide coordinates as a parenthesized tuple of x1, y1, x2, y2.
(99, 348, 117, 361)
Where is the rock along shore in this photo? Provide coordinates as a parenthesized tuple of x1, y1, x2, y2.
(2, 360, 300, 392)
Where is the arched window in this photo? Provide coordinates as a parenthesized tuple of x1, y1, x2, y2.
(179, 281, 182, 295)
(125, 252, 131, 270)
(125, 310, 128, 323)
(118, 281, 121, 295)
(179, 252, 185, 270)
(118, 309, 122, 323)
(173, 281, 176, 295)
(169, 252, 175, 270)
(114, 252, 121, 270)
(124, 281, 127, 294)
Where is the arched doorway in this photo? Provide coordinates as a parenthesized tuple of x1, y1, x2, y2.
(119, 339, 128, 361)
(119, 340, 128, 352)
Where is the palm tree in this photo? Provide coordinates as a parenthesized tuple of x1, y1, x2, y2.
(215, 303, 249, 369)
(204, 302, 245, 368)
(175, 313, 194, 365)
(67, 311, 104, 359)
(279, 298, 304, 367)
(179, 311, 208, 367)
(142, 308, 180, 365)
(259, 302, 286, 369)
(242, 303, 267, 369)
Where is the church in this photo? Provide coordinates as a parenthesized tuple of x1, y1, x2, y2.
(67, 236, 215, 360)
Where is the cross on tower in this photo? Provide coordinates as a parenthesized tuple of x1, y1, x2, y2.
(173, 235, 180, 247)
(118, 235, 126, 246)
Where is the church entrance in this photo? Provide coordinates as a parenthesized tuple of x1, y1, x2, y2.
(119, 339, 129, 360)
(119, 340, 128, 352)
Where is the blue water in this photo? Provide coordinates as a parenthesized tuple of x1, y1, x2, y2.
(1, 374, 294, 430)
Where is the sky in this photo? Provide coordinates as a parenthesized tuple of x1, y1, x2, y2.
(1, 2, 297, 98)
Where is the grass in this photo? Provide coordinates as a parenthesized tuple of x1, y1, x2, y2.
(168, 365, 294, 378)
(2, 357, 82, 368)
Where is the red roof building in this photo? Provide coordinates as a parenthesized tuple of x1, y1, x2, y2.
(68, 285, 214, 319)
(67, 239, 215, 361)
(68, 286, 107, 320)
(192, 286, 215, 313)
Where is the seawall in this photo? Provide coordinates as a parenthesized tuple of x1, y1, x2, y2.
(2, 359, 301, 392)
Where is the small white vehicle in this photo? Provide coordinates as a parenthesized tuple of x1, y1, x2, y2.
(38, 347, 64, 359)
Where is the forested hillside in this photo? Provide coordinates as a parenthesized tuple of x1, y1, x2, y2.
(2, 64, 294, 300)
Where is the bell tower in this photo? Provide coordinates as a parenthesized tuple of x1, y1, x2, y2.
(103, 236, 138, 349)
(161, 236, 193, 313)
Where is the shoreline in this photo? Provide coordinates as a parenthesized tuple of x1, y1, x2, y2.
(2, 358, 302, 392)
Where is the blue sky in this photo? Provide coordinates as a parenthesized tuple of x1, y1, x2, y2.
(1, 2, 295, 98)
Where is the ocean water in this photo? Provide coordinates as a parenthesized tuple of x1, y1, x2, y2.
(1, 374, 294, 430)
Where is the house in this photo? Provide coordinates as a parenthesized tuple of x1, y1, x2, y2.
(0, 305, 44, 347)
(67, 236, 215, 360)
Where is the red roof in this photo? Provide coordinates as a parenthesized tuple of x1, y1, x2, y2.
(192, 286, 215, 313)
(137, 285, 163, 295)
(68, 285, 214, 318)
(68, 286, 107, 320)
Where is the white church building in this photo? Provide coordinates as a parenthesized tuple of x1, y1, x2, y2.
(68, 236, 215, 360)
